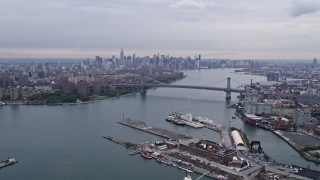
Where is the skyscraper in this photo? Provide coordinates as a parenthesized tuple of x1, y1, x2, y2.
(120, 48, 124, 64)
(312, 58, 317, 69)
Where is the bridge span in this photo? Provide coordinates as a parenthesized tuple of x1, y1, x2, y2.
(109, 77, 245, 100)
(111, 84, 245, 93)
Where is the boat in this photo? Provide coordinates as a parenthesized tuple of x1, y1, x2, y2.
(194, 117, 223, 127)
(166, 115, 185, 126)
(0, 157, 18, 168)
(163, 161, 171, 165)
(183, 170, 193, 180)
(183, 121, 204, 128)
(177, 165, 193, 173)
(232, 116, 236, 119)
(178, 113, 193, 122)
(140, 152, 153, 159)
(184, 174, 192, 180)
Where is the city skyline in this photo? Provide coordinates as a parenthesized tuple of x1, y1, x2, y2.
(0, 0, 320, 59)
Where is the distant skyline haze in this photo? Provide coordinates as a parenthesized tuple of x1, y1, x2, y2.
(0, 0, 319, 59)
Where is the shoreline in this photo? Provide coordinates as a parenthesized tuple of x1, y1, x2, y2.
(0, 92, 138, 106)
(236, 112, 320, 164)
(1, 75, 187, 106)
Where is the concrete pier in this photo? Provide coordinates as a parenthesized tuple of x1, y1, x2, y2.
(118, 118, 192, 140)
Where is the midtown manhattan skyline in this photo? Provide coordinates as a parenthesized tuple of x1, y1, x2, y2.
(0, 0, 319, 59)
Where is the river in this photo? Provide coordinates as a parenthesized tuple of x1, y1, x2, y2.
(0, 68, 318, 180)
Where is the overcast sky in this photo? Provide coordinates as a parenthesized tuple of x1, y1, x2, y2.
(0, 0, 319, 59)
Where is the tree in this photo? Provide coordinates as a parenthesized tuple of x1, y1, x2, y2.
(260, 166, 266, 173)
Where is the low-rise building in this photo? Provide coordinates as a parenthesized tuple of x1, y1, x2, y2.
(179, 139, 236, 165)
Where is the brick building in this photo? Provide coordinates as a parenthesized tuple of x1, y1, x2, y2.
(179, 139, 236, 165)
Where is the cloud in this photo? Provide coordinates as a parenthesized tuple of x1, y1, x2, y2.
(168, 0, 205, 10)
(290, 0, 320, 17)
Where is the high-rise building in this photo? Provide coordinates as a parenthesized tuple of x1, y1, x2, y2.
(196, 54, 201, 69)
(0, 88, 3, 100)
(77, 80, 88, 96)
(266, 72, 280, 81)
(19, 74, 29, 86)
(293, 109, 311, 126)
(0, 75, 13, 88)
(312, 58, 317, 69)
(132, 53, 136, 64)
(95, 56, 103, 65)
(10, 87, 19, 101)
(244, 86, 259, 114)
(120, 48, 124, 64)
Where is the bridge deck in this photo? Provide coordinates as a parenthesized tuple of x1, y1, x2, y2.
(110, 84, 245, 93)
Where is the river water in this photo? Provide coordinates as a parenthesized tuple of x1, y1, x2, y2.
(0, 69, 318, 180)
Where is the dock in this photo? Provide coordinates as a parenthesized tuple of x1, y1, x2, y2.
(103, 136, 137, 149)
(118, 118, 192, 140)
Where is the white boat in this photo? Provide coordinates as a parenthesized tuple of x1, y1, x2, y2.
(184, 175, 192, 180)
(183, 121, 204, 128)
(194, 117, 222, 127)
(178, 113, 193, 122)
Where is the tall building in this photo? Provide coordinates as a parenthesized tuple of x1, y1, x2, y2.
(95, 56, 103, 65)
(312, 58, 317, 69)
(196, 54, 201, 69)
(244, 86, 259, 114)
(266, 72, 280, 81)
(77, 80, 88, 96)
(0, 75, 13, 88)
(19, 74, 29, 86)
(294, 109, 311, 126)
(132, 53, 136, 64)
(120, 48, 124, 64)
(10, 87, 19, 101)
(0, 88, 3, 100)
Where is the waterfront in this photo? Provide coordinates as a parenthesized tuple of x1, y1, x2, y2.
(0, 69, 319, 180)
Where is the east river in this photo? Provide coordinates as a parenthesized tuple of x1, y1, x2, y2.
(0, 69, 319, 179)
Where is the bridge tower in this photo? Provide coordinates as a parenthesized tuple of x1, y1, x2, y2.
(140, 74, 146, 95)
(226, 77, 231, 100)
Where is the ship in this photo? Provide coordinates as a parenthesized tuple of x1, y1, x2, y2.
(0, 157, 18, 169)
(174, 112, 204, 128)
(140, 152, 153, 159)
(166, 115, 185, 126)
(193, 117, 222, 127)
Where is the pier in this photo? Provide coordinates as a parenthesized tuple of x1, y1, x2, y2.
(118, 118, 192, 140)
(103, 136, 137, 149)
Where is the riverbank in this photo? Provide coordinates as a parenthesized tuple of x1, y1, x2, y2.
(236, 112, 320, 163)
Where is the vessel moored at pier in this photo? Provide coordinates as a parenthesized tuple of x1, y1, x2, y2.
(166, 112, 204, 128)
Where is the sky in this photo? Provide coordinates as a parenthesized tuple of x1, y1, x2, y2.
(0, 0, 319, 59)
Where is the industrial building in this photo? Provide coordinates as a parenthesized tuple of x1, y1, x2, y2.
(179, 139, 236, 165)
(231, 130, 246, 151)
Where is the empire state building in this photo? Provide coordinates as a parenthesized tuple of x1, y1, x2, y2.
(120, 48, 124, 64)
